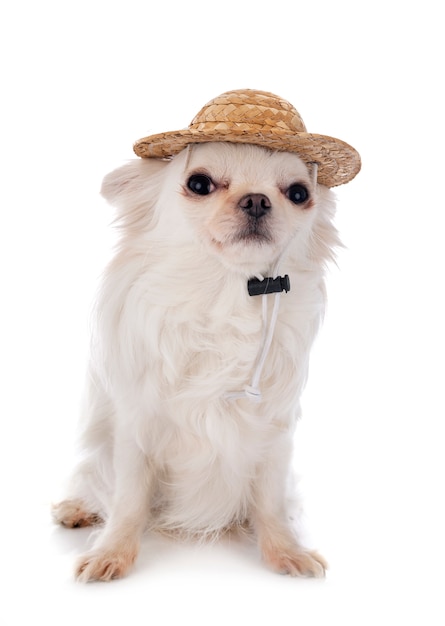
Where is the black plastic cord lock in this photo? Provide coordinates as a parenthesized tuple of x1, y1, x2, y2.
(247, 275, 291, 297)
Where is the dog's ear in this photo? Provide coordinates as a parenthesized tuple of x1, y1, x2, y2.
(101, 158, 169, 234)
(309, 185, 341, 266)
(101, 159, 168, 209)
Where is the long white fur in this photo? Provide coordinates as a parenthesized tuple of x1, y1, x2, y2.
(53, 143, 340, 581)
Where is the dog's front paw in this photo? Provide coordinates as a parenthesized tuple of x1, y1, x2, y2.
(75, 545, 138, 582)
(262, 541, 327, 578)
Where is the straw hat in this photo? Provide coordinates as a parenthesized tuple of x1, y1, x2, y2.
(133, 89, 361, 187)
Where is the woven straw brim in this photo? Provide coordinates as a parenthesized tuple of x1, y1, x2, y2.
(133, 129, 361, 187)
(133, 129, 361, 188)
(132, 88, 361, 187)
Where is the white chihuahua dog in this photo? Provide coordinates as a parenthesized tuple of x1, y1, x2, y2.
(52, 89, 360, 582)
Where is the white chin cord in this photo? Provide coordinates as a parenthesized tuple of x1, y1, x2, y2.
(224, 162, 318, 404)
(224, 260, 284, 403)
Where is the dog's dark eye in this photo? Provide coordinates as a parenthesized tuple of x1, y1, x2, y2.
(187, 174, 214, 195)
(287, 184, 309, 205)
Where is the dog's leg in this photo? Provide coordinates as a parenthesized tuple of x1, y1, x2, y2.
(252, 434, 327, 578)
(53, 372, 115, 532)
(75, 426, 154, 582)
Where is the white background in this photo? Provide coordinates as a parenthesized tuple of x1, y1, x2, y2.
(1, 1, 444, 624)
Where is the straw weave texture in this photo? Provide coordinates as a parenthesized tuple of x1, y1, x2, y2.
(133, 90, 360, 187)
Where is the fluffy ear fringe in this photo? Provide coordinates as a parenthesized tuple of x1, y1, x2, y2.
(101, 159, 168, 233)
(101, 159, 167, 207)
(309, 185, 343, 267)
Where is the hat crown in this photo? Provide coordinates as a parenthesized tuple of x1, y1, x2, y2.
(133, 88, 361, 187)
(189, 89, 307, 134)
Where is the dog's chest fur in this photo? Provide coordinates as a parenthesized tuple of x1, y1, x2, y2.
(91, 247, 325, 533)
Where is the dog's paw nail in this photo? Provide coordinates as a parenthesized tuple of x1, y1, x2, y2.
(75, 547, 138, 582)
(52, 499, 102, 528)
(263, 545, 328, 578)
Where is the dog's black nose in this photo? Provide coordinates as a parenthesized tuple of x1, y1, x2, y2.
(238, 193, 271, 219)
